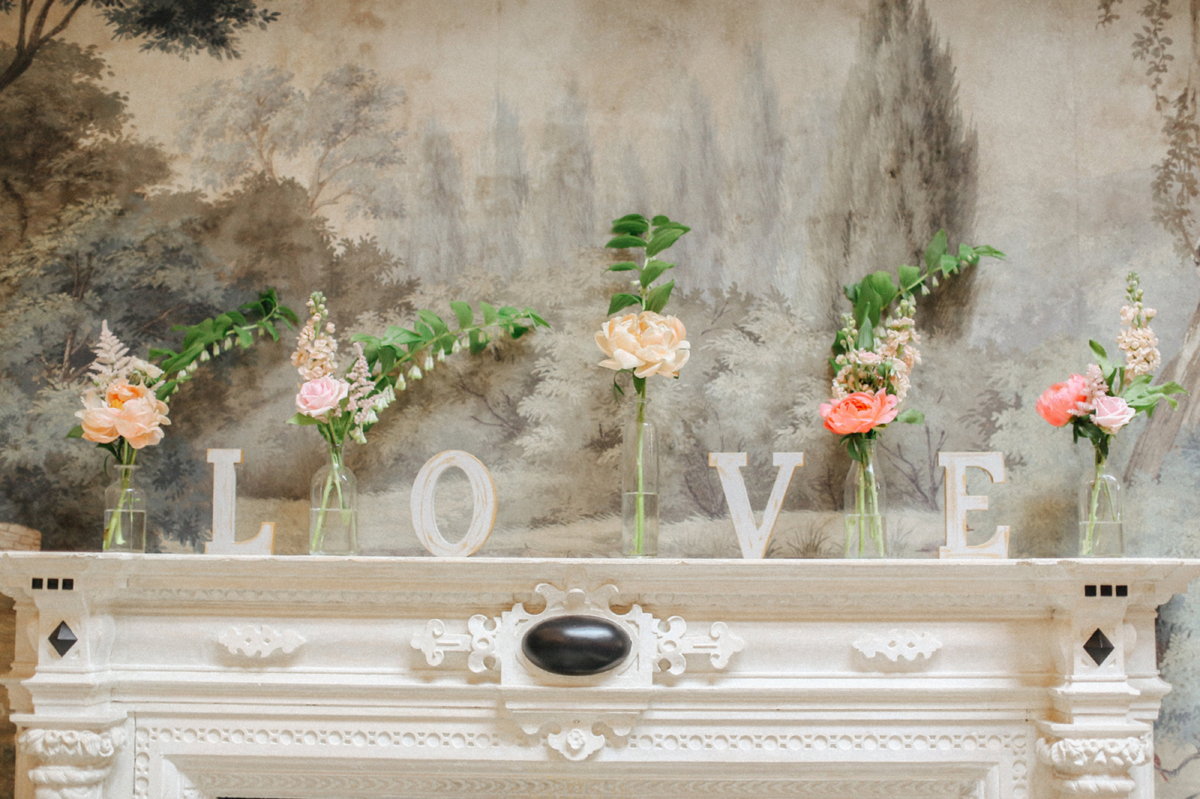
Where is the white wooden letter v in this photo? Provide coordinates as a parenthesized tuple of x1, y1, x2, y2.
(709, 452, 805, 559)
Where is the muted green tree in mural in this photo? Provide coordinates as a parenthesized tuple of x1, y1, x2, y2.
(0, 40, 168, 250)
(807, 0, 978, 335)
(0, 0, 278, 94)
(179, 65, 406, 222)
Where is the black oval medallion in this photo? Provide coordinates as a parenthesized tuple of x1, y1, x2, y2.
(521, 615, 632, 676)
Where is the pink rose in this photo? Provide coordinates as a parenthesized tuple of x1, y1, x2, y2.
(1092, 395, 1135, 435)
(595, 311, 690, 379)
(296, 376, 349, 419)
(1036, 375, 1089, 427)
(819, 390, 899, 436)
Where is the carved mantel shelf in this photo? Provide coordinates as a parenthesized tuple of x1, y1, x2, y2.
(2, 554, 1199, 799)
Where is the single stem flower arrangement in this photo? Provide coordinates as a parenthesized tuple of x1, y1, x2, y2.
(1036, 272, 1185, 556)
(288, 292, 547, 555)
(821, 230, 1004, 557)
(595, 213, 692, 557)
(69, 289, 297, 550)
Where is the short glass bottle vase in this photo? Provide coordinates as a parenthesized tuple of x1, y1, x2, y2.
(843, 439, 888, 558)
(310, 444, 359, 556)
(104, 464, 146, 552)
(1078, 453, 1123, 557)
(621, 396, 659, 557)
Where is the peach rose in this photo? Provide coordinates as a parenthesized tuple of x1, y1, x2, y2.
(1036, 375, 1089, 427)
(595, 311, 690, 379)
(77, 390, 121, 444)
(296, 375, 349, 418)
(1092, 395, 1135, 435)
(113, 394, 171, 449)
(105, 379, 150, 410)
(819, 390, 899, 436)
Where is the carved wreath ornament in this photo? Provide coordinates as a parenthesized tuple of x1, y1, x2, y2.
(411, 575, 744, 760)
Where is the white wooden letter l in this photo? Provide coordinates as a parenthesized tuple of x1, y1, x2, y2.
(205, 449, 275, 555)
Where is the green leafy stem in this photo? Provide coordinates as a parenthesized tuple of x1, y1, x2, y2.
(833, 229, 1005, 359)
(148, 288, 300, 402)
(287, 301, 549, 448)
(604, 213, 691, 317)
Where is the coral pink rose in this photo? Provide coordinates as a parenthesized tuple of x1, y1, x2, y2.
(1092, 395, 1135, 435)
(296, 376, 349, 419)
(113, 395, 171, 449)
(595, 311, 690, 379)
(819, 390, 899, 436)
(1036, 375, 1089, 427)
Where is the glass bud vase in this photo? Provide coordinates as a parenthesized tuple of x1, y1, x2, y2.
(310, 444, 358, 556)
(104, 464, 146, 552)
(1078, 452, 1123, 557)
(621, 396, 659, 557)
(844, 439, 888, 558)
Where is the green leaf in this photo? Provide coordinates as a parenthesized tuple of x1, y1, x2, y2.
(640, 259, 673, 287)
(607, 261, 639, 272)
(652, 221, 691, 232)
(481, 302, 499, 326)
(608, 293, 643, 315)
(938, 253, 960, 276)
(449, 300, 474, 329)
(898, 264, 922, 293)
(260, 319, 279, 341)
(1089, 340, 1110, 360)
(147, 348, 175, 361)
(644, 280, 674, 313)
(417, 309, 449, 336)
(632, 375, 646, 395)
(67, 425, 83, 439)
(469, 329, 486, 355)
(606, 235, 648, 249)
(614, 213, 647, 224)
(286, 412, 321, 426)
(236, 327, 253, 347)
(973, 245, 1006, 260)
(863, 271, 898, 315)
(650, 215, 670, 225)
(645, 227, 686, 257)
(611, 219, 649, 236)
(382, 326, 423, 346)
(924, 229, 948, 270)
(155, 381, 178, 401)
(895, 408, 924, 424)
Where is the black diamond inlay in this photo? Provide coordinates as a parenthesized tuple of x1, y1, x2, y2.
(1084, 628, 1114, 666)
(48, 622, 77, 657)
(522, 615, 632, 676)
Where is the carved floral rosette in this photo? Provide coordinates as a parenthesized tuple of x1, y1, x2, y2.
(1035, 735, 1150, 797)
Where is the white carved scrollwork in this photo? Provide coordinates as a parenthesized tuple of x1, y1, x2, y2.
(218, 625, 305, 658)
(654, 617, 745, 674)
(1036, 735, 1150, 797)
(19, 727, 127, 799)
(853, 630, 942, 662)
(411, 573, 744, 760)
(412, 615, 498, 672)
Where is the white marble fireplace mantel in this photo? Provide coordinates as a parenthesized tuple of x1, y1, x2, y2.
(2, 554, 1199, 799)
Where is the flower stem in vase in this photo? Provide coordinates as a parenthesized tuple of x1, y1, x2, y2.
(310, 442, 358, 556)
(621, 394, 658, 557)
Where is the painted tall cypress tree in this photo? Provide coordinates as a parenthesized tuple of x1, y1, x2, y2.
(807, 0, 978, 335)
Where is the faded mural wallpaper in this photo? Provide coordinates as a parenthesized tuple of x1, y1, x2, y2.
(3, 0, 1200, 793)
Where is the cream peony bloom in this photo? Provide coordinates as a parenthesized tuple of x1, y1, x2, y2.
(595, 311, 690, 379)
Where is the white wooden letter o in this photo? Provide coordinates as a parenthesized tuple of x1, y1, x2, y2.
(411, 450, 497, 557)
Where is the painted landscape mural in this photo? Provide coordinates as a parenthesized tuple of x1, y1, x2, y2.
(4, 0, 1200, 793)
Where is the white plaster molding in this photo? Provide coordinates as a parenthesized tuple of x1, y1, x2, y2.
(854, 629, 943, 662)
(217, 624, 305, 658)
(654, 616, 745, 674)
(546, 724, 609, 761)
(19, 727, 127, 799)
(1036, 735, 1150, 798)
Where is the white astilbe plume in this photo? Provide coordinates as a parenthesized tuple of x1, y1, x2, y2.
(291, 292, 339, 380)
(88, 321, 134, 389)
(346, 344, 377, 426)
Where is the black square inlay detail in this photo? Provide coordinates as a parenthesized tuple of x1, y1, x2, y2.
(48, 622, 77, 657)
(47, 578, 59, 590)
(1116, 585, 1128, 597)
(1100, 584, 1113, 597)
(31, 578, 42, 590)
(1084, 628, 1115, 666)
